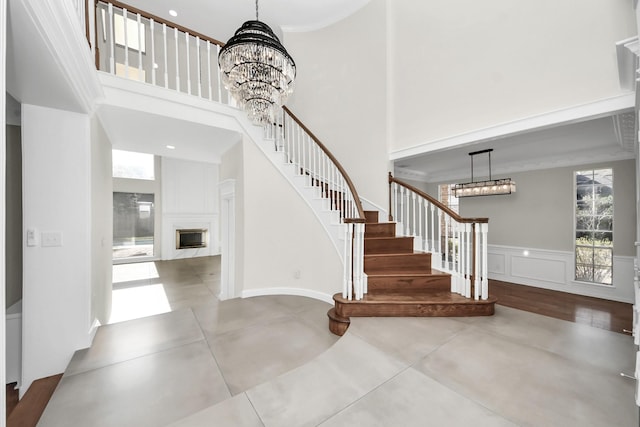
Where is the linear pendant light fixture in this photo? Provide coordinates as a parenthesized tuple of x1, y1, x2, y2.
(453, 149, 516, 198)
(218, 0, 296, 126)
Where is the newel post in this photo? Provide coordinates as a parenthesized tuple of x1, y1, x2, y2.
(388, 172, 394, 221)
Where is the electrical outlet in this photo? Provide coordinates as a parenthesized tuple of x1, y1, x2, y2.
(294, 270, 301, 279)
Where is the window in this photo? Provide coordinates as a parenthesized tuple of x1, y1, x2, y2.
(113, 192, 155, 260)
(575, 169, 613, 285)
(112, 150, 155, 180)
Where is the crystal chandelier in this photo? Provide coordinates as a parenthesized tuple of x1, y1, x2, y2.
(218, 0, 296, 126)
(453, 149, 516, 198)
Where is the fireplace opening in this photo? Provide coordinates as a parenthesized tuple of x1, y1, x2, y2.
(176, 229, 208, 249)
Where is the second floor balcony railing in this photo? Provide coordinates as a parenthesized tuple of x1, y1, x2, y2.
(95, 0, 233, 106)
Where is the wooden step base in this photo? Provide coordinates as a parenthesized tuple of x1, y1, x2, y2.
(327, 308, 350, 336)
(367, 270, 451, 293)
(329, 293, 496, 335)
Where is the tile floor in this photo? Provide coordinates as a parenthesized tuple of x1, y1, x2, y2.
(38, 256, 639, 426)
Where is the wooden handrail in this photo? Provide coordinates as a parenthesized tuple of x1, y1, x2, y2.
(284, 106, 366, 221)
(389, 173, 489, 224)
(96, 0, 225, 47)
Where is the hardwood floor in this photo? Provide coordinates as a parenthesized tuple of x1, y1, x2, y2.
(6, 374, 62, 427)
(489, 279, 633, 334)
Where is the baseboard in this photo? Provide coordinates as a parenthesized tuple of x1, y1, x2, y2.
(241, 287, 334, 305)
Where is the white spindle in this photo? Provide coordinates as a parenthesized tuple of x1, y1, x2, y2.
(354, 223, 365, 300)
(418, 198, 424, 251)
(464, 224, 473, 294)
(150, 19, 156, 85)
(174, 27, 179, 91)
(344, 223, 354, 300)
(196, 36, 202, 97)
(185, 32, 191, 94)
(444, 215, 450, 274)
(123, 8, 129, 78)
(108, 3, 115, 74)
(481, 223, 489, 300)
(411, 192, 417, 238)
(137, 13, 143, 81)
(163, 24, 168, 88)
(216, 45, 222, 102)
(475, 223, 481, 300)
(430, 203, 435, 253)
(206, 42, 212, 101)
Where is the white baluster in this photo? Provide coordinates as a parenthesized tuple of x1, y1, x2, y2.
(150, 19, 156, 85)
(216, 44, 222, 102)
(206, 42, 212, 100)
(344, 223, 354, 300)
(481, 223, 489, 300)
(185, 32, 191, 94)
(411, 191, 417, 238)
(196, 36, 202, 97)
(108, 3, 115, 74)
(174, 27, 179, 91)
(437, 210, 443, 269)
(465, 223, 472, 298)
(474, 223, 481, 300)
(444, 215, 450, 276)
(392, 183, 397, 223)
(429, 203, 435, 253)
(123, 8, 129, 78)
(137, 13, 143, 81)
(354, 223, 365, 300)
(404, 189, 410, 236)
(418, 198, 424, 252)
(162, 24, 168, 88)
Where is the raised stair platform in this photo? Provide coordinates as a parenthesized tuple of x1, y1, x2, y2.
(328, 210, 496, 336)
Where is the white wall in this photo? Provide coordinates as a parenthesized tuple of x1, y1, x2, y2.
(6, 124, 21, 308)
(239, 136, 343, 301)
(220, 141, 244, 296)
(161, 157, 220, 259)
(284, 0, 389, 209)
(21, 104, 93, 395)
(1, 0, 7, 413)
(388, 0, 636, 151)
(90, 117, 112, 326)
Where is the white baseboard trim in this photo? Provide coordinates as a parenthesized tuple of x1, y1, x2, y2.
(241, 287, 334, 305)
(488, 244, 635, 304)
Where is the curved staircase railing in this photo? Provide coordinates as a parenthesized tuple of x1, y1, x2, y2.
(92, 0, 368, 301)
(389, 173, 490, 300)
(267, 108, 367, 300)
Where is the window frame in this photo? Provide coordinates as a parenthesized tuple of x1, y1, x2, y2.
(573, 168, 614, 286)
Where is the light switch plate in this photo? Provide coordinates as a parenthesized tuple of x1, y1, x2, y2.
(41, 231, 63, 247)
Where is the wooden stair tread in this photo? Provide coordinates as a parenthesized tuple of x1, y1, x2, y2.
(367, 270, 450, 278)
(334, 292, 497, 305)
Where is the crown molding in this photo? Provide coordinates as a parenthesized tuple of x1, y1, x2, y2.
(615, 36, 639, 90)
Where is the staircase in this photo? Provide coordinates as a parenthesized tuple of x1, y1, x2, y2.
(328, 210, 497, 336)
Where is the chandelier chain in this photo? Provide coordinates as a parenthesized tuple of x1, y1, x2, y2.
(255, 0, 259, 20)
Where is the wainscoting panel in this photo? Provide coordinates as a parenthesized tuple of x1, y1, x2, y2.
(511, 255, 566, 285)
(488, 245, 635, 303)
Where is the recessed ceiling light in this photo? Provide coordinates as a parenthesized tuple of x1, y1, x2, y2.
(166, 145, 175, 149)
(169, 9, 178, 17)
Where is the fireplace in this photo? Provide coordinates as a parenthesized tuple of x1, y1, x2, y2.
(176, 228, 208, 249)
